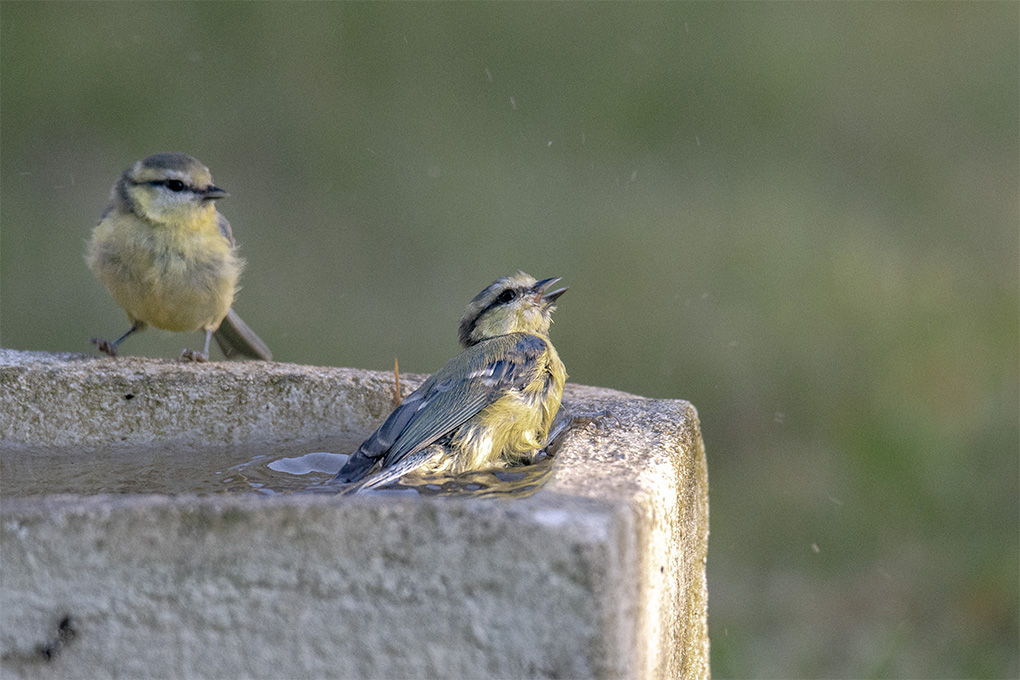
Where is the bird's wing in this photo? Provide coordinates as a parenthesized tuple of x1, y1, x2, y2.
(217, 213, 235, 245)
(381, 333, 547, 467)
(334, 333, 547, 483)
(333, 375, 442, 482)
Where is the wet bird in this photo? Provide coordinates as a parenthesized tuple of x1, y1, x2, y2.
(87, 153, 271, 361)
(335, 272, 569, 491)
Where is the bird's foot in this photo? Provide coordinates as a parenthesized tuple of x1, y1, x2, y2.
(570, 409, 620, 433)
(179, 348, 209, 363)
(91, 338, 118, 357)
(544, 408, 619, 455)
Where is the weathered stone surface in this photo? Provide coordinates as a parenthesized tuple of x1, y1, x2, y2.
(0, 349, 709, 679)
(0, 349, 402, 450)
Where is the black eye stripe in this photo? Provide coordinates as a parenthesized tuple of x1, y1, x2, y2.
(476, 287, 525, 319)
(143, 179, 192, 192)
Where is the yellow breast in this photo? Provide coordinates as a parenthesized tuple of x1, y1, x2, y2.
(446, 341, 566, 474)
(87, 209, 240, 333)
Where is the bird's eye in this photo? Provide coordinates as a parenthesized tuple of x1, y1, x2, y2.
(165, 180, 186, 192)
(496, 289, 517, 304)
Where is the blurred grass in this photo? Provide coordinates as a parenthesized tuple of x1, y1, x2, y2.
(1, 3, 1016, 677)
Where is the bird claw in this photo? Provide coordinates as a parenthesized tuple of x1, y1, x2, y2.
(544, 408, 619, 455)
(91, 338, 118, 357)
(179, 348, 209, 363)
(571, 409, 620, 434)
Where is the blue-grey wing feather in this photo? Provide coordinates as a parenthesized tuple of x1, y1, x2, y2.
(381, 334, 546, 467)
(334, 333, 547, 483)
(333, 376, 440, 483)
(217, 214, 234, 245)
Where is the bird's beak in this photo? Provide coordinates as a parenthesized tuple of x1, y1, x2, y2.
(535, 276, 568, 304)
(203, 185, 228, 200)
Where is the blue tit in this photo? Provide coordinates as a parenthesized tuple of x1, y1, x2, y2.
(335, 272, 568, 491)
(87, 153, 272, 361)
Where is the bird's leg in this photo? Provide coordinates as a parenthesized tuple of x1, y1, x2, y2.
(180, 329, 212, 362)
(91, 321, 144, 357)
(544, 406, 619, 456)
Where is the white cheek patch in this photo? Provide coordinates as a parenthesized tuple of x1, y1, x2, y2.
(162, 188, 197, 204)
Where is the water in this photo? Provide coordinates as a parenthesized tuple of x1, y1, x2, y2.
(1, 435, 556, 499)
(336, 456, 556, 499)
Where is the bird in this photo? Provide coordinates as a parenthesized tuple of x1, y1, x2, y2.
(335, 272, 569, 491)
(86, 152, 271, 361)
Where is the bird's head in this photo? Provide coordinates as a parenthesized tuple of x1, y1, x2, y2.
(116, 153, 227, 227)
(458, 272, 567, 347)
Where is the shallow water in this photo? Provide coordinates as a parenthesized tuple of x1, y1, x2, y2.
(1, 435, 555, 499)
(336, 455, 556, 499)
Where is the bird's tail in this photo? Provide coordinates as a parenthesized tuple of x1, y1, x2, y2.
(214, 308, 273, 361)
(338, 445, 445, 495)
(334, 449, 379, 484)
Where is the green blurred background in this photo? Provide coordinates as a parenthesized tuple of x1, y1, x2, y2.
(2, 3, 1016, 677)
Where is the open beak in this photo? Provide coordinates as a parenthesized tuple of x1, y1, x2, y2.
(534, 276, 568, 305)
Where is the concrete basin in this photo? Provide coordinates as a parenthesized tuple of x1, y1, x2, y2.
(0, 349, 709, 679)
